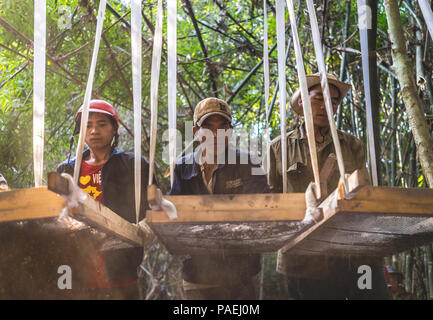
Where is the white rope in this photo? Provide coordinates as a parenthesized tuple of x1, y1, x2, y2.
(261, 4, 270, 295)
(418, 0, 433, 42)
(58, 173, 88, 219)
(73, 0, 107, 184)
(263, 0, 271, 177)
(306, 0, 348, 194)
(302, 182, 323, 223)
(276, 0, 287, 193)
(131, 0, 142, 224)
(33, 0, 46, 187)
(148, 185, 178, 220)
(263, 0, 269, 123)
(148, 0, 163, 186)
(167, 0, 177, 187)
(285, 0, 321, 199)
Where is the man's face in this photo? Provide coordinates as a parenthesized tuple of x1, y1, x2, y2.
(194, 114, 232, 160)
(299, 84, 340, 128)
(85, 112, 116, 151)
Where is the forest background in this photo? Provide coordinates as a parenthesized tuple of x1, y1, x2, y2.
(1, 0, 433, 299)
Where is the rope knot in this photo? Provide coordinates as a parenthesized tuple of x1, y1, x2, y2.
(303, 182, 323, 223)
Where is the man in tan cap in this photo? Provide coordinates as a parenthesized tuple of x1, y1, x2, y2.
(268, 73, 390, 299)
(169, 97, 269, 300)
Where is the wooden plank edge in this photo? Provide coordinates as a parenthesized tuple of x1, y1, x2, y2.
(47, 171, 70, 195)
(48, 172, 152, 247)
(0, 187, 66, 223)
(70, 199, 147, 247)
(146, 209, 305, 224)
(337, 200, 433, 216)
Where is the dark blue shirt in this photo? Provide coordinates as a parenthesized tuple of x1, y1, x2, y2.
(169, 146, 269, 196)
(168, 145, 269, 285)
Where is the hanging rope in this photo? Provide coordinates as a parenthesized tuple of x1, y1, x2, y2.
(276, 0, 288, 193)
(306, 0, 348, 194)
(418, 0, 433, 42)
(263, 0, 269, 124)
(131, 0, 142, 224)
(263, 0, 271, 177)
(33, 0, 46, 187)
(148, 0, 163, 186)
(168, 0, 177, 187)
(285, 0, 321, 199)
(73, 0, 107, 184)
(148, 0, 179, 220)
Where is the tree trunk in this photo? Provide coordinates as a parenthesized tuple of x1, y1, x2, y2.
(384, 0, 433, 188)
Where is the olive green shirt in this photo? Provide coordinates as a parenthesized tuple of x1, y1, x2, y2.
(268, 125, 367, 195)
(269, 125, 370, 277)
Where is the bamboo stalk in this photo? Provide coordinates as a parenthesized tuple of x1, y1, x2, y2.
(409, 138, 417, 187)
(101, 34, 133, 103)
(384, 0, 433, 187)
(411, 249, 417, 296)
(336, 0, 351, 130)
(259, 254, 265, 300)
(195, 19, 245, 45)
(0, 62, 28, 90)
(401, 252, 406, 279)
(405, 251, 413, 294)
(423, 246, 431, 299)
(418, 0, 433, 43)
(182, 0, 218, 96)
(348, 74, 362, 139)
(265, 4, 303, 123)
(266, 34, 294, 123)
(392, 254, 398, 270)
(417, 1, 433, 110)
(227, 42, 277, 104)
(409, 3, 432, 114)
(358, 0, 382, 186)
(214, 0, 261, 46)
(427, 245, 433, 299)
(396, 133, 406, 186)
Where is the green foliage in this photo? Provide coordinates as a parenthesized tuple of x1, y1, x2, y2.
(1, 0, 433, 299)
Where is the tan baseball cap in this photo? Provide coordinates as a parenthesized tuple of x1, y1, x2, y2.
(290, 72, 351, 115)
(193, 97, 232, 126)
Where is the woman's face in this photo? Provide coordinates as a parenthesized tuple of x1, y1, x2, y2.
(85, 112, 116, 151)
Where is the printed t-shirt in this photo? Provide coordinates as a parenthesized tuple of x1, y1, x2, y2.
(79, 161, 103, 202)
